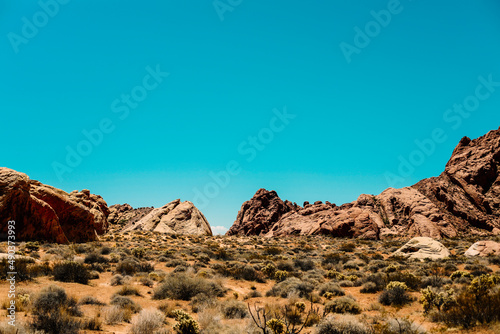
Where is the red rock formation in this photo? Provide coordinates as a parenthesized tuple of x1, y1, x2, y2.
(0, 168, 109, 243)
(226, 188, 297, 236)
(228, 127, 500, 239)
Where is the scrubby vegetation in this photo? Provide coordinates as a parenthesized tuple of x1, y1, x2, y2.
(1, 233, 500, 333)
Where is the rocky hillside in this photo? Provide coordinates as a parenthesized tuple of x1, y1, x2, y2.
(227, 127, 500, 239)
(109, 200, 212, 236)
(0, 168, 109, 243)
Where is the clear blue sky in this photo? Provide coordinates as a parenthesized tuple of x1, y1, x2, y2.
(2, 0, 500, 234)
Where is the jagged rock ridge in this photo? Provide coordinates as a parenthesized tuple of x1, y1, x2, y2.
(227, 127, 500, 239)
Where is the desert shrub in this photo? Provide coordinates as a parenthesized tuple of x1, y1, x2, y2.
(78, 295, 105, 305)
(165, 258, 187, 268)
(378, 318, 425, 334)
(31, 285, 81, 334)
(267, 318, 286, 333)
(339, 280, 354, 287)
(266, 277, 314, 298)
(139, 276, 155, 287)
(260, 264, 276, 279)
(264, 246, 283, 255)
(153, 273, 225, 300)
(53, 261, 89, 284)
(366, 260, 387, 273)
(360, 282, 378, 294)
(343, 261, 360, 270)
(322, 252, 348, 266)
(111, 274, 130, 286)
(81, 316, 103, 331)
(132, 247, 146, 259)
(450, 270, 472, 281)
(315, 315, 371, 334)
(116, 258, 140, 275)
(325, 296, 362, 314)
(421, 275, 450, 288)
(103, 305, 131, 325)
(230, 263, 263, 282)
(387, 272, 421, 290)
(274, 270, 288, 282)
(33, 285, 68, 312)
(363, 273, 387, 291)
(0, 258, 38, 281)
(340, 242, 357, 252)
(440, 274, 500, 328)
(379, 281, 413, 307)
(419, 286, 455, 314)
(100, 245, 112, 255)
(294, 258, 315, 271)
(84, 252, 108, 264)
(130, 308, 165, 334)
(110, 295, 142, 313)
(318, 282, 345, 297)
(190, 292, 217, 313)
(116, 285, 141, 296)
(221, 299, 248, 319)
(172, 309, 200, 334)
(276, 260, 295, 272)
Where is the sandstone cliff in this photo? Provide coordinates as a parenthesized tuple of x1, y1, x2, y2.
(0, 168, 109, 243)
(227, 127, 500, 239)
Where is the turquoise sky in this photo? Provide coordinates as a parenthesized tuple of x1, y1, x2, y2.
(2, 0, 500, 234)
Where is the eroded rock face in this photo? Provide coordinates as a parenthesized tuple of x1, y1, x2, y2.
(118, 200, 212, 236)
(228, 127, 500, 239)
(0, 168, 109, 243)
(465, 241, 500, 257)
(226, 189, 297, 236)
(392, 237, 450, 261)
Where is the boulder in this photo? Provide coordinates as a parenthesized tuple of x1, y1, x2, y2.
(464, 240, 500, 257)
(392, 237, 450, 261)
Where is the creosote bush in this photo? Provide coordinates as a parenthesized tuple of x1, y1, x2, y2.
(53, 261, 89, 284)
(153, 273, 225, 301)
(379, 281, 413, 307)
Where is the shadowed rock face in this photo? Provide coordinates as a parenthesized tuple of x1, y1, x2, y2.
(111, 200, 212, 236)
(226, 189, 298, 236)
(228, 127, 500, 239)
(0, 168, 110, 243)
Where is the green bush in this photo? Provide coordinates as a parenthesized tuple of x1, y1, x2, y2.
(153, 273, 225, 301)
(325, 297, 362, 314)
(318, 282, 345, 297)
(53, 261, 89, 284)
(379, 281, 413, 307)
(110, 295, 142, 313)
(266, 277, 314, 298)
(30, 285, 81, 334)
(221, 299, 248, 319)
